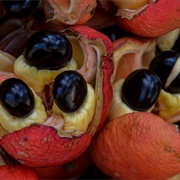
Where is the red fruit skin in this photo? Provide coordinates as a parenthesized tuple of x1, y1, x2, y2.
(90, 112, 180, 180)
(116, 0, 180, 37)
(98, 52, 114, 133)
(68, 26, 114, 133)
(34, 151, 92, 179)
(0, 165, 38, 180)
(0, 125, 91, 167)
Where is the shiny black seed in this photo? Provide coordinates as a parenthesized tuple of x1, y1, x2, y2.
(2, 0, 40, 17)
(0, 78, 34, 118)
(23, 30, 72, 70)
(121, 69, 161, 111)
(53, 71, 87, 113)
(149, 50, 180, 93)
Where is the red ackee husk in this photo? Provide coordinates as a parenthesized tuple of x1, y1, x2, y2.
(0, 25, 114, 167)
(90, 112, 180, 180)
(116, 0, 180, 37)
(0, 165, 38, 180)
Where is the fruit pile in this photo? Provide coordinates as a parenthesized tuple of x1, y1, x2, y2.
(0, 0, 180, 179)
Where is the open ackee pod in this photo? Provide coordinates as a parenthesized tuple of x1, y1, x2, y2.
(43, 0, 97, 26)
(113, 36, 156, 80)
(99, 0, 180, 38)
(90, 35, 180, 179)
(109, 36, 157, 120)
(0, 25, 114, 167)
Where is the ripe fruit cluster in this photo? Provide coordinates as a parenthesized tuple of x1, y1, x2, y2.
(0, 0, 180, 179)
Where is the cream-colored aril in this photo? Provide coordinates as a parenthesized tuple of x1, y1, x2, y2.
(109, 80, 153, 121)
(14, 55, 78, 92)
(0, 88, 47, 133)
(157, 28, 180, 51)
(0, 124, 8, 137)
(52, 84, 96, 132)
(157, 89, 180, 121)
(109, 80, 136, 120)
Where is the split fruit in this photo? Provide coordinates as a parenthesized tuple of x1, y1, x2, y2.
(0, 25, 114, 167)
(109, 36, 157, 120)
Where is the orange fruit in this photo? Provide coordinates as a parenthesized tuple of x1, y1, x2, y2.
(90, 112, 180, 179)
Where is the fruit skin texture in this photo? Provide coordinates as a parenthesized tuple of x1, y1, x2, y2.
(90, 112, 180, 180)
(43, 0, 97, 25)
(116, 0, 180, 37)
(0, 125, 91, 167)
(0, 165, 38, 180)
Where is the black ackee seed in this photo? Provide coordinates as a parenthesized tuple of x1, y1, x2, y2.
(149, 50, 180, 93)
(121, 69, 161, 111)
(53, 71, 87, 113)
(0, 78, 34, 118)
(2, 0, 40, 17)
(23, 30, 72, 70)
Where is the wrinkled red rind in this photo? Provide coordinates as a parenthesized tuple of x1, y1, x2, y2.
(116, 0, 180, 37)
(97, 42, 114, 133)
(67, 26, 114, 134)
(90, 112, 180, 179)
(0, 164, 38, 180)
(0, 125, 91, 167)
